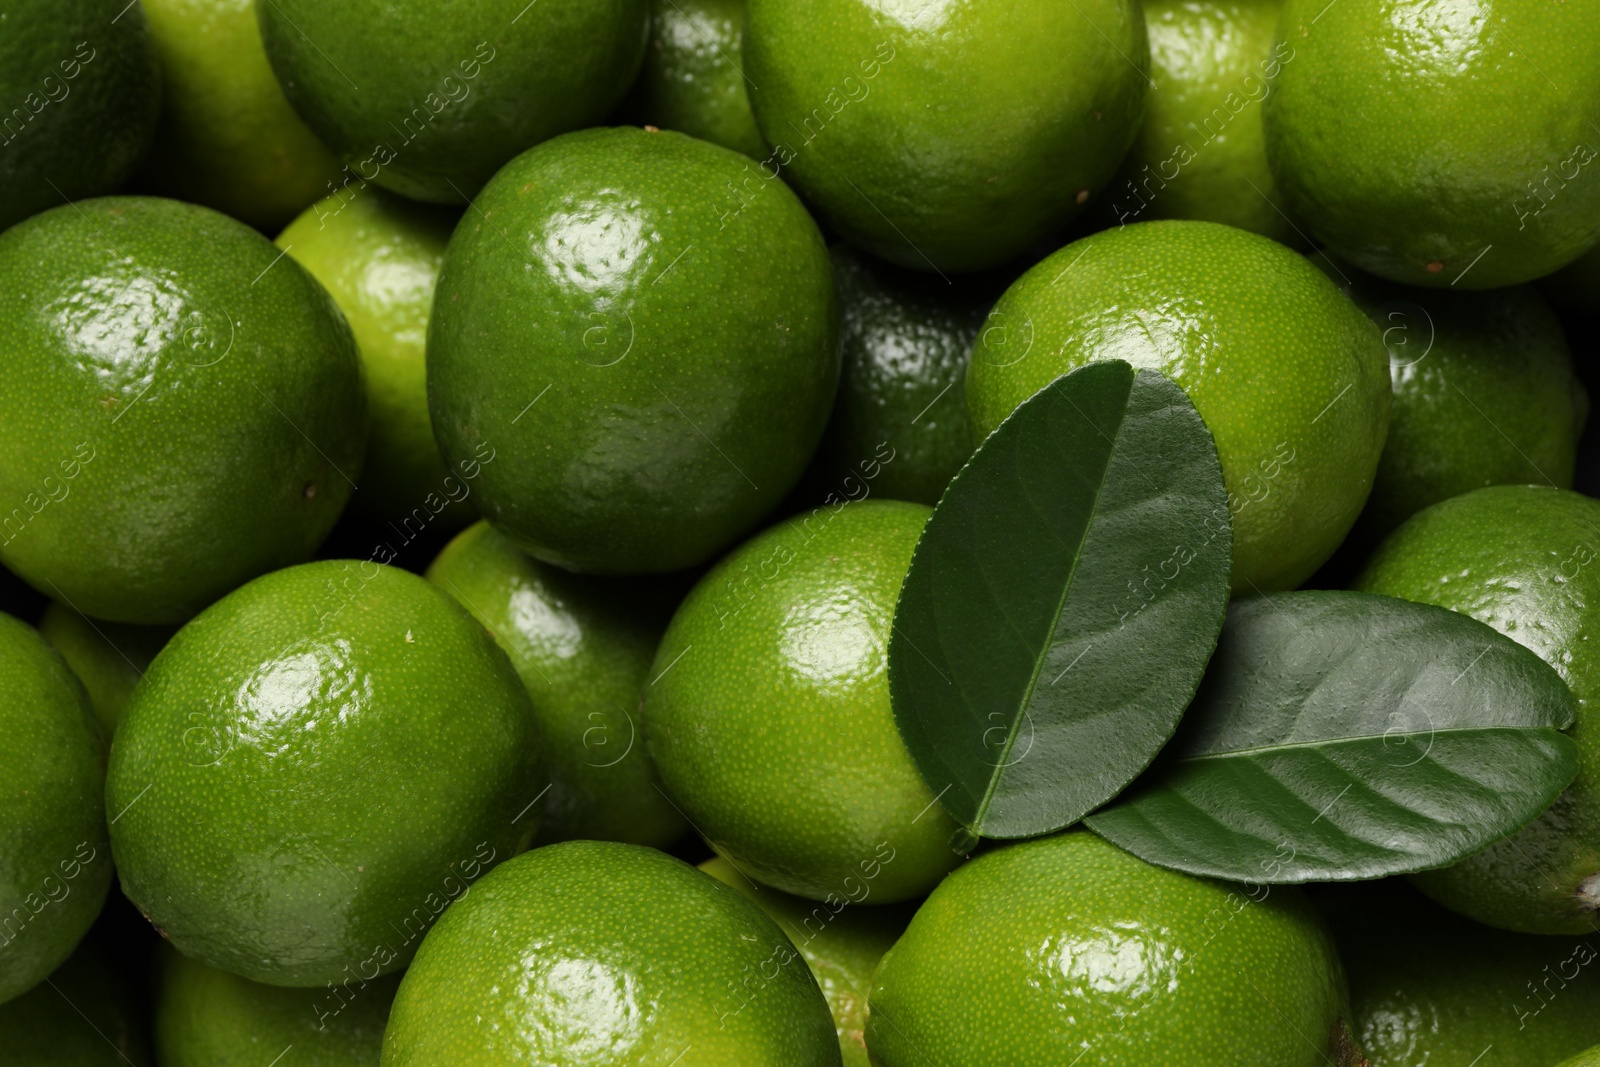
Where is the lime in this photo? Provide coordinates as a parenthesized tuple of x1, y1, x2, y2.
(426, 520, 686, 848)
(0, 613, 108, 1005)
(805, 245, 986, 507)
(0, 0, 160, 232)
(0, 196, 365, 625)
(279, 189, 473, 532)
(381, 841, 841, 1065)
(38, 603, 174, 739)
(1333, 267, 1586, 545)
(106, 561, 539, 986)
(701, 856, 909, 1067)
(154, 943, 396, 1066)
(256, 0, 649, 202)
(1319, 880, 1600, 1067)
(966, 220, 1390, 593)
(624, 0, 765, 158)
(1108, 0, 1296, 244)
(1264, 0, 1600, 288)
(135, 0, 342, 232)
(428, 126, 838, 574)
(866, 832, 1357, 1066)
(744, 0, 1148, 272)
(645, 500, 963, 903)
(1355, 485, 1600, 934)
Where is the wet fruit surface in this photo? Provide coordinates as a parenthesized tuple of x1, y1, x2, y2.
(967, 220, 1389, 593)
(645, 500, 963, 902)
(106, 561, 539, 986)
(0, 613, 109, 1006)
(0, 197, 365, 625)
(381, 841, 841, 1065)
(1265, 0, 1600, 288)
(428, 126, 839, 574)
(744, 0, 1149, 272)
(1357, 486, 1600, 934)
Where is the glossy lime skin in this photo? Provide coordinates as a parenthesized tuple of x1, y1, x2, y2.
(626, 0, 766, 158)
(0, 197, 365, 625)
(0, 613, 108, 1006)
(808, 245, 984, 507)
(106, 561, 540, 987)
(967, 220, 1390, 593)
(1335, 270, 1586, 546)
(1544, 244, 1600, 316)
(0, 942, 151, 1066)
(155, 944, 397, 1066)
(38, 603, 174, 739)
(382, 841, 842, 1066)
(745, 0, 1147, 273)
(646, 500, 962, 903)
(1109, 0, 1296, 244)
(136, 0, 342, 232)
(0, 0, 161, 232)
(867, 832, 1352, 1066)
(701, 856, 908, 1067)
(257, 0, 648, 203)
(426, 521, 686, 848)
(1265, 0, 1600, 289)
(280, 190, 473, 531)
(428, 127, 839, 574)
(1355, 486, 1600, 934)
(1320, 881, 1600, 1067)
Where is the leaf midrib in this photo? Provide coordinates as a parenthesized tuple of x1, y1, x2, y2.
(970, 377, 1131, 830)
(1170, 723, 1561, 764)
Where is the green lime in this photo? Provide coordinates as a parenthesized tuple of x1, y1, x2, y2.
(426, 520, 686, 848)
(1563, 1049, 1600, 1067)
(645, 500, 962, 903)
(1354, 485, 1600, 934)
(256, 0, 648, 203)
(0, 0, 161, 232)
(1331, 267, 1587, 545)
(866, 831, 1357, 1066)
(135, 0, 342, 232)
(1545, 244, 1600, 316)
(105, 560, 539, 987)
(428, 126, 839, 574)
(0, 941, 150, 1065)
(0, 197, 365, 625)
(1107, 0, 1296, 243)
(744, 0, 1147, 273)
(700, 856, 908, 1067)
(1264, 0, 1600, 288)
(38, 603, 174, 739)
(803, 245, 985, 507)
(0, 612, 108, 1005)
(1319, 880, 1600, 1067)
(154, 942, 396, 1066)
(966, 220, 1390, 593)
(745, 0, 1148, 273)
(624, 0, 765, 159)
(382, 841, 841, 1065)
(279, 189, 473, 532)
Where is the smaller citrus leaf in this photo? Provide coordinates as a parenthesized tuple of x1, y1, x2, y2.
(1084, 590, 1579, 883)
(888, 360, 1232, 839)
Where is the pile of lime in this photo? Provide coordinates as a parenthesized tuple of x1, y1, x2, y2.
(1, 1, 1598, 1064)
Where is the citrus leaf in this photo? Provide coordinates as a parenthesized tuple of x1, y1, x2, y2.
(888, 360, 1232, 839)
(1085, 590, 1579, 883)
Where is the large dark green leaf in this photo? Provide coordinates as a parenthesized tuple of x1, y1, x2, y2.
(888, 360, 1232, 839)
(1085, 590, 1579, 882)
